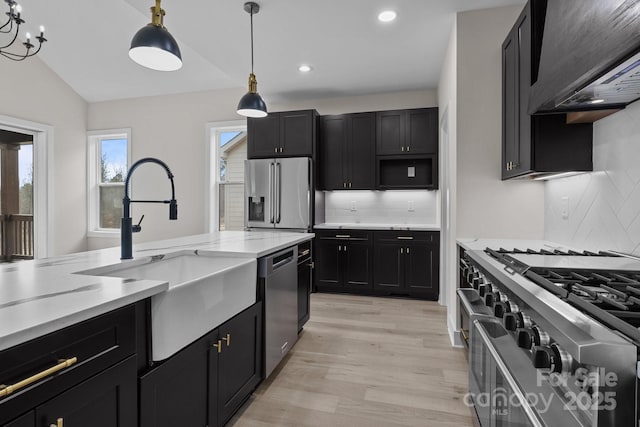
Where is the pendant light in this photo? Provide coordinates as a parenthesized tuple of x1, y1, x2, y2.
(129, 0, 182, 71)
(237, 2, 267, 118)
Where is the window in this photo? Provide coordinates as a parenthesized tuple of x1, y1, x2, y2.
(87, 129, 130, 236)
(217, 129, 247, 231)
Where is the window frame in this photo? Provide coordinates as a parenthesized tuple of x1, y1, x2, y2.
(87, 128, 131, 237)
(205, 121, 246, 233)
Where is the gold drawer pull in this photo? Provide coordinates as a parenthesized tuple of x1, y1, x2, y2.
(335, 234, 351, 238)
(396, 236, 414, 240)
(222, 333, 231, 347)
(0, 357, 78, 398)
(50, 418, 64, 427)
(299, 249, 310, 257)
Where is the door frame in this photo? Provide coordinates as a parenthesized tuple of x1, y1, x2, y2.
(0, 114, 53, 258)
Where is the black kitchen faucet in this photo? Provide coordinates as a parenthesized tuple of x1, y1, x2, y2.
(121, 157, 177, 260)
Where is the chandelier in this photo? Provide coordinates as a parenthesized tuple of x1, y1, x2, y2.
(1, 0, 47, 61)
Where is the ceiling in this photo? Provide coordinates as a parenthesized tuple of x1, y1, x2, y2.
(22, 0, 524, 103)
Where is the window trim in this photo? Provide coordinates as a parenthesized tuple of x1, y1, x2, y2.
(205, 120, 246, 233)
(87, 128, 131, 238)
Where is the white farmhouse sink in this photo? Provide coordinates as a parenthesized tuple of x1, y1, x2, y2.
(77, 251, 256, 361)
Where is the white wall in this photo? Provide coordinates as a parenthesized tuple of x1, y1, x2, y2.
(87, 89, 437, 249)
(0, 58, 88, 256)
(438, 21, 458, 339)
(456, 6, 544, 240)
(545, 100, 640, 255)
(440, 5, 545, 344)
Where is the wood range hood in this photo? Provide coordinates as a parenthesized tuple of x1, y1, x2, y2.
(528, 0, 640, 122)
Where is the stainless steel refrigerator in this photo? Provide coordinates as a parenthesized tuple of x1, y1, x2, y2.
(245, 157, 313, 230)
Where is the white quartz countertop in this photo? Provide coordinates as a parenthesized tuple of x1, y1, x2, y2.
(456, 238, 578, 252)
(0, 231, 313, 351)
(315, 223, 440, 231)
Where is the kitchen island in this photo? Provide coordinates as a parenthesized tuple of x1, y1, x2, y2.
(0, 230, 313, 427)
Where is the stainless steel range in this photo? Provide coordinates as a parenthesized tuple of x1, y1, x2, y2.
(458, 246, 640, 427)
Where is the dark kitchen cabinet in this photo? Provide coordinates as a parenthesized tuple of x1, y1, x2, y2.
(376, 108, 438, 155)
(501, 0, 592, 179)
(376, 155, 438, 190)
(35, 356, 137, 427)
(3, 412, 33, 427)
(373, 231, 439, 300)
(314, 230, 372, 292)
(0, 303, 142, 427)
(297, 240, 312, 331)
(216, 302, 263, 426)
(319, 113, 375, 190)
(140, 302, 262, 427)
(248, 110, 318, 158)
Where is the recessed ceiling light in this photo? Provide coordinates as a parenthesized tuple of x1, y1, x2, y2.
(298, 64, 312, 73)
(589, 98, 605, 104)
(378, 10, 397, 23)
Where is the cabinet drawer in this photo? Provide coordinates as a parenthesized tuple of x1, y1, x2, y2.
(374, 231, 439, 243)
(0, 305, 137, 424)
(314, 230, 371, 242)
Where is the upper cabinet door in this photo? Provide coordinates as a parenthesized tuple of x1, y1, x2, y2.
(502, 27, 519, 179)
(349, 113, 375, 189)
(406, 108, 438, 154)
(280, 110, 314, 157)
(376, 110, 405, 155)
(248, 114, 280, 158)
(319, 115, 348, 190)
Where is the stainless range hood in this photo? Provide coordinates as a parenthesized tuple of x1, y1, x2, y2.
(529, 0, 640, 114)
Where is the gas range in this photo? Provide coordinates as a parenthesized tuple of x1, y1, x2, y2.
(458, 245, 639, 427)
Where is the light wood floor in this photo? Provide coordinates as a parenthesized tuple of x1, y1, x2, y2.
(230, 293, 473, 427)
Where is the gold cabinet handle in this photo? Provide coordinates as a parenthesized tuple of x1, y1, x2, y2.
(0, 357, 78, 398)
(335, 234, 351, 238)
(349, 182, 352, 188)
(401, 146, 405, 152)
(400, 248, 404, 254)
(407, 146, 410, 152)
(212, 340, 222, 353)
(343, 182, 347, 188)
(274, 147, 278, 153)
(299, 249, 310, 257)
(406, 247, 410, 254)
(222, 333, 231, 347)
(50, 418, 63, 427)
(279, 147, 283, 153)
(396, 236, 414, 240)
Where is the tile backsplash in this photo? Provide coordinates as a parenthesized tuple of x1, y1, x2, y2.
(324, 190, 439, 225)
(545, 100, 640, 255)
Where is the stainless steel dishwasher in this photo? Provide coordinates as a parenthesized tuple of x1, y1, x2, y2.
(259, 245, 298, 378)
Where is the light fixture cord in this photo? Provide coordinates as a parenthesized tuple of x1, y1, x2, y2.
(250, 6, 254, 73)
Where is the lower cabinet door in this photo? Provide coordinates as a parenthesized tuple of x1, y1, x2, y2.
(343, 242, 372, 289)
(216, 303, 263, 426)
(140, 337, 211, 427)
(314, 240, 342, 288)
(36, 356, 137, 427)
(405, 243, 439, 300)
(3, 412, 34, 427)
(373, 243, 403, 291)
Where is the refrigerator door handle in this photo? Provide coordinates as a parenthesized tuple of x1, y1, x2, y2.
(276, 162, 282, 223)
(269, 162, 275, 224)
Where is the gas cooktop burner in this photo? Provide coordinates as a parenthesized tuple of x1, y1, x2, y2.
(486, 246, 640, 344)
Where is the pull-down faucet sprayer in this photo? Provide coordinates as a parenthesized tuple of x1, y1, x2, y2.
(121, 157, 178, 260)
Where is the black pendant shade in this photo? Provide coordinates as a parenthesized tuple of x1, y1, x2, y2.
(129, 0, 182, 71)
(237, 2, 267, 118)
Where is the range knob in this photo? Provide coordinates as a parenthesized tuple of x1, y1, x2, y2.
(472, 276, 485, 289)
(494, 301, 519, 318)
(503, 312, 531, 331)
(516, 325, 550, 349)
(484, 292, 499, 307)
(467, 270, 479, 285)
(478, 283, 490, 297)
(531, 343, 573, 374)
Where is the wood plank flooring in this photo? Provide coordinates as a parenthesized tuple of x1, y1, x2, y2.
(230, 293, 473, 427)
